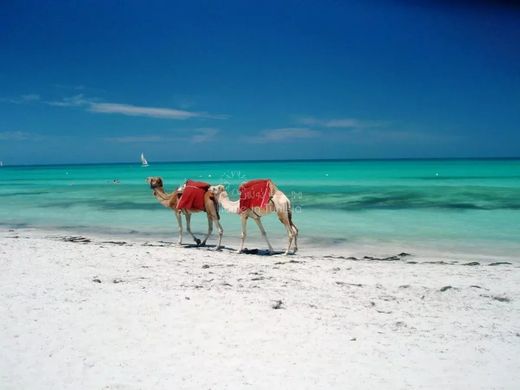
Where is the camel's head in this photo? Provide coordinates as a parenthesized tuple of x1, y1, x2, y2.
(146, 176, 163, 190)
(208, 184, 226, 198)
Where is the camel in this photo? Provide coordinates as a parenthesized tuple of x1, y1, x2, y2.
(146, 177, 223, 249)
(209, 180, 298, 255)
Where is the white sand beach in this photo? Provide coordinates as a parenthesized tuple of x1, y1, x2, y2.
(1, 228, 519, 389)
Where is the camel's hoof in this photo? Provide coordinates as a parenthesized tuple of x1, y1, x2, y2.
(236, 249, 242, 254)
(214, 246, 222, 251)
(194, 238, 201, 246)
(201, 241, 207, 246)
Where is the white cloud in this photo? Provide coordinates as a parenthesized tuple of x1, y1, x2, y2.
(299, 117, 385, 129)
(245, 128, 321, 143)
(89, 102, 200, 120)
(46, 94, 225, 120)
(361, 129, 458, 143)
(0, 94, 41, 104)
(0, 131, 32, 141)
(46, 94, 89, 107)
(105, 135, 166, 143)
(191, 128, 219, 143)
(106, 128, 220, 144)
(20, 94, 40, 102)
(54, 84, 86, 91)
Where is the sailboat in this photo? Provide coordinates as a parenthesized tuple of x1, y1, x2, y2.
(140, 153, 149, 167)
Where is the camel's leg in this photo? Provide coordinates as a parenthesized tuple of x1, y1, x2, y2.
(237, 214, 248, 254)
(185, 212, 201, 245)
(283, 223, 295, 255)
(253, 217, 274, 255)
(174, 211, 183, 245)
(201, 214, 213, 246)
(291, 224, 299, 254)
(277, 211, 294, 255)
(214, 219, 224, 250)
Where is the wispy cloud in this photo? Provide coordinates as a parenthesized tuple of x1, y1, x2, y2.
(54, 84, 86, 91)
(46, 94, 226, 120)
(4, 91, 226, 120)
(190, 128, 219, 143)
(0, 131, 32, 141)
(89, 102, 200, 119)
(293, 116, 453, 144)
(0, 130, 50, 142)
(21, 94, 40, 102)
(105, 135, 165, 143)
(0, 94, 41, 104)
(298, 116, 386, 129)
(106, 128, 220, 144)
(245, 127, 321, 143)
(46, 94, 88, 107)
(358, 129, 459, 144)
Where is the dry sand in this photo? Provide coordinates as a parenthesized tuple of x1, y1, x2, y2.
(1, 228, 519, 389)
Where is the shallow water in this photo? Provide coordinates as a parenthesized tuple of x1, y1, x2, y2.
(1, 159, 519, 259)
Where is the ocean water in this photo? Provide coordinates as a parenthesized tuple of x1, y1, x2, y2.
(1, 159, 519, 259)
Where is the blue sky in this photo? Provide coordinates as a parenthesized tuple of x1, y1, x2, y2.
(1, 0, 519, 165)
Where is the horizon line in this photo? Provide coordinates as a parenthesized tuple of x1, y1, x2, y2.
(2, 156, 520, 168)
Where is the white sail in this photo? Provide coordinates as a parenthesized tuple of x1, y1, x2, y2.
(140, 153, 149, 167)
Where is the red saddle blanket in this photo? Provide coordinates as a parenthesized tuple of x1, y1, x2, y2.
(239, 179, 272, 211)
(177, 180, 210, 211)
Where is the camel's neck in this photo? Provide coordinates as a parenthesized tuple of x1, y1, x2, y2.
(152, 187, 175, 208)
(218, 191, 240, 214)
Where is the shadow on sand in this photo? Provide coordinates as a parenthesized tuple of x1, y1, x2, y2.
(181, 243, 286, 256)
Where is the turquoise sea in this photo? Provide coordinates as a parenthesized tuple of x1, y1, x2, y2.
(1, 159, 519, 259)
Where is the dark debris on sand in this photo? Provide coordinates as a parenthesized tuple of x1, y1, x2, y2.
(271, 300, 284, 309)
(274, 260, 304, 265)
(102, 241, 130, 246)
(336, 281, 363, 287)
(142, 241, 175, 247)
(62, 236, 91, 244)
(480, 294, 511, 303)
(324, 253, 412, 262)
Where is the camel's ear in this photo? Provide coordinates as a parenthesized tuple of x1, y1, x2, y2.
(148, 177, 163, 189)
(209, 185, 224, 194)
(156, 178, 163, 187)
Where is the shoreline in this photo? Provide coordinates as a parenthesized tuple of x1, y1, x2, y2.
(1, 228, 520, 389)
(1, 224, 518, 264)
